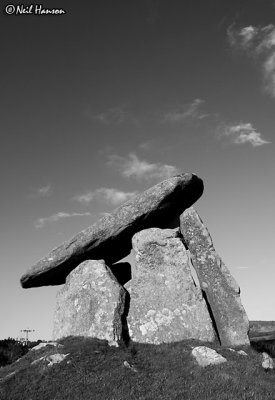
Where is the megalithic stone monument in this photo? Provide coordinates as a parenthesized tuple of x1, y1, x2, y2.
(20, 173, 203, 288)
(20, 172, 251, 349)
(180, 207, 250, 347)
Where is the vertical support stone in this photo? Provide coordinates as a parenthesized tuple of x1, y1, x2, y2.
(180, 207, 250, 347)
(126, 228, 215, 344)
(52, 260, 128, 346)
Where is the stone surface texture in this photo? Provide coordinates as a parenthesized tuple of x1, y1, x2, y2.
(262, 352, 274, 370)
(228, 348, 248, 356)
(180, 207, 250, 347)
(31, 353, 69, 367)
(21, 173, 203, 288)
(125, 228, 215, 344)
(31, 342, 63, 351)
(191, 346, 227, 367)
(52, 260, 128, 346)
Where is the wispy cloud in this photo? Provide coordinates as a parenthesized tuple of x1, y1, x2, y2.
(227, 25, 258, 51)
(235, 266, 250, 270)
(89, 104, 135, 124)
(139, 141, 152, 150)
(161, 98, 209, 123)
(108, 153, 179, 180)
(227, 24, 275, 97)
(34, 212, 92, 228)
(32, 185, 52, 198)
(74, 187, 137, 206)
(219, 122, 270, 147)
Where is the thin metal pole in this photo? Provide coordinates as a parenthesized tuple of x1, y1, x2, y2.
(20, 329, 35, 345)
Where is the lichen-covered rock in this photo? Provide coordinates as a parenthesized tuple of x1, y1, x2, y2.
(262, 352, 274, 370)
(20, 173, 203, 288)
(31, 353, 69, 367)
(180, 207, 250, 347)
(192, 346, 227, 367)
(125, 228, 215, 344)
(52, 260, 128, 346)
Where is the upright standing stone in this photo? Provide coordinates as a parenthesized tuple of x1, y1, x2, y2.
(180, 207, 250, 347)
(52, 260, 128, 346)
(126, 228, 215, 344)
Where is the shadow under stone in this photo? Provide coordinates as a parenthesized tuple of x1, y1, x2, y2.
(109, 262, 132, 286)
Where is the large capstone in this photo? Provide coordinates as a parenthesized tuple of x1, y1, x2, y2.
(21, 173, 203, 288)
(180, 207, 250, 347)
(52, 260, 129, 346)
(125, 228, 216, 344)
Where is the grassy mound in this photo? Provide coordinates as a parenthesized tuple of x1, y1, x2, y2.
(1, 336, 275, 400)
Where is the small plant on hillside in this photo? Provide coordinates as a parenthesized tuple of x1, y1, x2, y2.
(0, 338, 28, 367)
(0, 338, 43, 367)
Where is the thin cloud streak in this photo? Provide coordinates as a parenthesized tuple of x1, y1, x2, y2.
(31, 185, 53, 198)
(108, 153, 179, 181)
(89, 104, 136, 124)
(37, 185, 52, 196)
(219, 123, 270, 147)
(35, 212, 92, 228)
(161, 98, 209, 123)
(227, 24, 275, 97)
(74, 187, 137, 206)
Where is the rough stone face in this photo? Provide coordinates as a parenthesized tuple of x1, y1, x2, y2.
(237, 350, 248, 356)
(191, 346, 227, 367)
(31, 342, 63, 351)
(262, 352, 274, 370)
(228, 348, 248, 356)
(52, 260, 129, 346)
(20, 173, 203, 288)
(180, 207, 250, 347)
(125, 228, 215, 344)
(31, 353, 69, 367)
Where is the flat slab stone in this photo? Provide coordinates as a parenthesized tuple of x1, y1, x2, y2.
(125, 228, 215, 344)
(52, 260, 128, 346)
(180, 207, 250, 347)
(21, 173, 203, 288)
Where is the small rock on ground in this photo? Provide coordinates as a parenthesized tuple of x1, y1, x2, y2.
(31, 342, 63, 351)
(31, 353, 69, 367)
(192, 346, 227, 367)
(228, 348, 248, 356)
(123, 361, 138, 372)
(262, 352, 274, 370)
